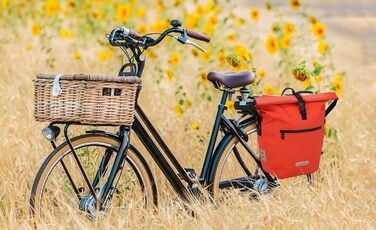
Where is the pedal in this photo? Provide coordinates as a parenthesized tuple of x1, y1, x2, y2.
(178, 168, 196, 180)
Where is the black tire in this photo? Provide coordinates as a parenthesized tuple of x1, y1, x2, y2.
(30, 134, 157, 219)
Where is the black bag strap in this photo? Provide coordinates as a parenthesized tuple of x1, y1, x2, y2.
(325, 99, 338, 117)
(282, 87, 307, 120)
(293, 92, 307, 120)
(296, 90, 314, 95)
(281, 87, 295, 95)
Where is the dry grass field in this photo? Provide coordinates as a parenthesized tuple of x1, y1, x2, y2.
(0, 0, 375, 229)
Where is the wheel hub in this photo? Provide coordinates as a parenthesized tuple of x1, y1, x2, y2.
(79, 195, 104, 218)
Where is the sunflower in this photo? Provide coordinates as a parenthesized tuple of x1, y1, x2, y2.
(2, 0, 7, 9)
(263, 85, 274, 95)
(204, 21, 215, 35)
(117, 4, 131, 22)
(234, 45, 252, 61)
(205, 0, 215, 12)
(208, 15, 218, 25)
(290, 0, 300, 11)
(186, 13, 199, 29)
(137, 24, 147, 34)
(308, 16, 317, 24)
(283, 22, 295, 35)
(201, 50, 211, 62)
(303, 77, 312, 89)
(31, 23, 41, 36)
(312, 22, 326, 38)
(174, 104, 183, 118)
(191, 49, 199, 57)
(317, 39, 328, 54)
(219, 49, 226, 65)
(136, 7, 145, 18)
(250, 8, 259, 21)
(168, 53, 180, 65)
(237, 18, 245, 26)
(280, 35, 292, 49)
(331, 79, 343, 94)
(166, 70, 174, 82)
(265, 35, 279, 54)
(196, 4, 205, 16)
(45, 0, 59, 15)
(191, 121, 200, 130)
(227, 34, 236, 42)
(200, 73, 208, 84)
(274, 89, 282, 95)
(73, 51, 80, 60)
(225, 100, 235, 110)
(98, 50, 107, 62)
(60, 28, 69, 38)
(257, 69, 266, 78)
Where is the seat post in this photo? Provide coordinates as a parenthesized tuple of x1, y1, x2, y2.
(199, 90, 229, 181)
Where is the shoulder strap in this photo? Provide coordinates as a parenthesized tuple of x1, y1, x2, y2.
(325, 99, 338, 117)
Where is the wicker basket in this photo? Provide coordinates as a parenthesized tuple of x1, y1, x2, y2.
(34, 73, 140, 125)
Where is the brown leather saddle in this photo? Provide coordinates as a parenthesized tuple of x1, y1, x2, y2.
(207, 71, 256, 88)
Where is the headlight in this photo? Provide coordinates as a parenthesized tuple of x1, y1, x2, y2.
(42, 126, 60, 141)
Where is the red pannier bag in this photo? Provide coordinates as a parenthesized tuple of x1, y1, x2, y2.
(254, 88, 338, 179)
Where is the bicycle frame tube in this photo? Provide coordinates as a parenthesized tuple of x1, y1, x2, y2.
(199, 91, 229, 181)
(132, 105, 191, 201)
(132, 89, 229, 191)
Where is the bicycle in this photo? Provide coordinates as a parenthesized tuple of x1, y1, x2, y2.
(30, 20, 282, 219)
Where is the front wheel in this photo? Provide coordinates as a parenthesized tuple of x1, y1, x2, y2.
(30, 134, 157, 220)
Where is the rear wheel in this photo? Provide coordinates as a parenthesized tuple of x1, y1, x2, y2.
(30, 134, 157, 220)
(210, 121, 316, 200)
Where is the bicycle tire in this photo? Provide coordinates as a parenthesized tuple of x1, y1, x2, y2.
(210, 121, 316, 200)
(30, 133, 157, 219)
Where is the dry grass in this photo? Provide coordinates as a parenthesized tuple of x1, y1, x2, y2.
(0, 25, 375, 229)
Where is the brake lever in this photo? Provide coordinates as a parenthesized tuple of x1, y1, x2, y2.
(172, 35, 206, 53)
(185, 39, 206, 53)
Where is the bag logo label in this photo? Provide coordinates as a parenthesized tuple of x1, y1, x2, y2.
(260, 150, 266, 161)
(295, 160, 309, 167)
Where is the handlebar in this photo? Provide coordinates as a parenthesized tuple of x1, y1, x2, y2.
(128, 30, 143, 41)
(108, 26, 210, 49)
(186, 29, 211, 43)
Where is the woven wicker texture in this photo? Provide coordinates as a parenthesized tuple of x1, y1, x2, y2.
(34, 74, 139, 125)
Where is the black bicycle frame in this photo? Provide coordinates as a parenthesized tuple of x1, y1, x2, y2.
(120, 47, 269, 200)
(48, 42, 271, 206)
(130, 89, 267, 201)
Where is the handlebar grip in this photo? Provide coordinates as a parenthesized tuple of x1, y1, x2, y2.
(128, 30, 143, 41)
(186, 30, 211, 43)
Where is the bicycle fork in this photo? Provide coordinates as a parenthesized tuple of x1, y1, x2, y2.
(99, 125, 130, 207)
(52, 124, 131, 217)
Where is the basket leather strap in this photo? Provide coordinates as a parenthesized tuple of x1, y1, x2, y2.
(52, 74, 64, 96)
